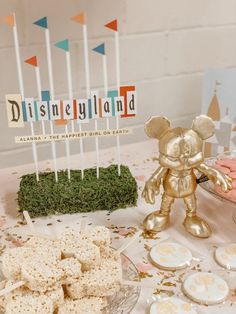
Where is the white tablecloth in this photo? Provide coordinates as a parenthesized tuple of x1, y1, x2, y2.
(0, 140, 235, 313)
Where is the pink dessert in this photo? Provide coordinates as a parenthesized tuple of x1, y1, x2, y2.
(214, 156, 236, 203)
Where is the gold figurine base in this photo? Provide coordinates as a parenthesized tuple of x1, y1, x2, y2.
(143, 211, 212, 238)
(143, 211, 170, 232)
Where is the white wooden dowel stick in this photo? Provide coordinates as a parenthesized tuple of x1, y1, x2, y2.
(80, 219, 87, 232)
(95, 119, 100, 179)
(80, 23, 90, 179)
(13, 13, 24, 99)
(13, 14, 39, 181)
(115, 31, 120, 89)
(30, 122, 39, 182)
(35, 65, 45, 135)
(78, 124, 84, 179)
(45, 27, 58, 182)
(23, 210, 35, 234)
(115, 30, 121, 176)
(65, 124, 71, 180)
(117, 230, 142, 254)
(65, 48, 73, 180)
(54, 41, 72, 181)
(116, 117, 121, 175)
(49, 121, 58, 182)
(66, 50, 74, 133)
(71, 15, 88, 180)
(83, 24, 91, 98)
(102, 54, 109, 130)
(32, 58, 55, 176)
(0, 281, 25, 297)
(45, 29, 54, 99)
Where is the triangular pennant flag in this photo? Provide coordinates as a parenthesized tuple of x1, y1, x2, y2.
(24, 56, 38, 67)
(2, 14, 15, 27)
(92, 43, 105, 56)
(105, 19, 117, 32)
(71, 13, 85, 25)
(34, 17, 48, 29)
(55, 39, 69, 52)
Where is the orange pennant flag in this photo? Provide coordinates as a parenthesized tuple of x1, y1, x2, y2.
(2, 14, 15, 27)
(24, 56, 38, 67)
(55, 101, 68, 126)
(71, 13, 85, 25)
(105, 19, 117, 32)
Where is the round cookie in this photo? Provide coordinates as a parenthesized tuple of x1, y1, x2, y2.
(150, 242, 192, 270)
(183, 272, 229, 305)
(215, 244, 236, 270)
(150, 297, 197, 314)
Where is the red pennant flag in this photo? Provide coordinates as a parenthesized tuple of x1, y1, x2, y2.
(105, 19, 117, 32)
(24, 56, 38, 67)
(2, 14, 15, 27)
(120, 86, 135, 118)
(71, 13, 85, 25)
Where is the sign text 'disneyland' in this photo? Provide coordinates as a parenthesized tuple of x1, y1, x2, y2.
(6, 86, 137, 128)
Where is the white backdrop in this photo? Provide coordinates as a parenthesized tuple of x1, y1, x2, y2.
(1, 0, 236, 167)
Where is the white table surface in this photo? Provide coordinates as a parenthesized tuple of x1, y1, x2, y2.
(0, 139, 236, 314)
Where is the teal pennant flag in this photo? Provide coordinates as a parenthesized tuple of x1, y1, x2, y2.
(55, 39, 69, 52)
(34, 17, 48, 29)
(92, 43, 105, 55)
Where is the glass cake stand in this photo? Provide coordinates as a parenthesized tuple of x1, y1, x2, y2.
(199, 152, 236, 224)
(104, 253, 141, 314)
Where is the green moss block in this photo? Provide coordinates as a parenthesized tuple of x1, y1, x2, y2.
(18, 165, 138, 218)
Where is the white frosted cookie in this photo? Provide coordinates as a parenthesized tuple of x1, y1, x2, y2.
(183, 272, 229, 305)
(150, 297, 197, 314)
(215, 244, 236, 270)
(150, 242, 193, 270)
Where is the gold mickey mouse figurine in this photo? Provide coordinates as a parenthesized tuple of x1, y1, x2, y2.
(142, 115, 232, 238)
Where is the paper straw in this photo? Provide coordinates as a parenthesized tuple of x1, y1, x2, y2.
(25, 55, 56, 179)
(80, 24, 89, 179)
(94, 119, 99, 179)
(80, 218, 87, 232)
(66, 50, 74, 133)
(115, 30, 121, 176)
(78, 124, 84, 179)
(102, 54, 109, 129)
(0, 281, 25, 297)
(53, 44, 74, 181)
(83, 23, 100, 179)
(13, 13, 39, 181)
(65, 124, 71, 180)
(23, 210, 35, 234)
(35, 65, 45, 135)
(45, 27, 58, 182)
(29, 123, 39, 181)
(83, 23, 91, 98)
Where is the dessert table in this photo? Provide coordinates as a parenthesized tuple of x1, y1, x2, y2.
(0, 139, 235, 313)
